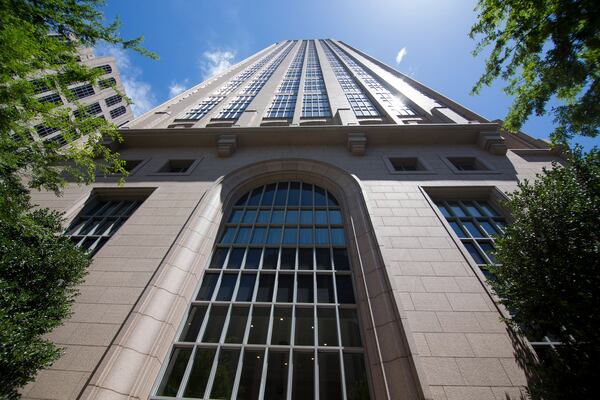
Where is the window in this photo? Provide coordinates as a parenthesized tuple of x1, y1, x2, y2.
(35, 124, 59, 138)
(447, 157, 490, 172)
(265, 95, 297, 119)
(69, 84, 95, 100)
(74, 102, 102, 118)
(302, 94, 331, 118)
(345, 93, 379, 117)
(181, 96, 225, 120)
(278, 79, 300, 93)
(154, 181, 370, 400)
(65, 198, 143, 256)
(435, 200, 505, 279)
(109, 106, 127, 119)
(388, 157, 425, 172)
(30, 78, 51, 94)
(95, 64, 113, 74)
(215, 96, 254, 120)
(38, 92, 63, 105)
(98, 77, 116, 89)
(159, 159, 195, 173)
(105, 94, 122, 107)
(304, 79, 325, 92)
(123, 160, 143, 173)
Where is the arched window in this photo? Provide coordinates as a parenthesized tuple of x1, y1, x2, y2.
(154, 181, 371, 400)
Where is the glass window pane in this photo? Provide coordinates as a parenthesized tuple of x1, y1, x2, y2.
(449, 221, 467, 238)
(339, 309, 362, 347)
(280, 248, 296, 270)
(271, 210, 284, 225)
(317, 275, 335, 303)
(479, 201, 499, 216)
(316, 248, 332, 270)
(288, 182, 300, 206)
(480, 221, 498, 236)
(236, 227, 251, 244)
(267, 228, 282, 244)
(247, 187, 263, 206)
(448, 201, 466, 217)
(157, 347, 192, 397)
(315, 228, 329, 245)
(221, 227, 236, 243)
(327, 191, 338, 206)
(315, 210, 327, 225)
(277, 274, 294, 302)
(271, 307, 292, 345)
(333, 249, 349, 270)
(283, 227, 298, 244)
(216, 273, 238, 301)
(202, 305, 228, 342)
(301, 183, 313, 207)
(243, 210, 257, 224)
(318, 308, 338, 346)
(463, 221, 484, 238)
(286, 210, 299, 225)
(227, 248, 245, 269)
(244, 248, 261, 269)
(343, 353, 371, 400)
(210, 248, 228, 268)
(329, 210, 342, 225)
(257, 210, 270, 224)
(336, 275, 355, 304)
(299, 228, 313, 244)
(237, 349, 264, 400)
(479, 242, 497, 263)
(463, 242, 485, 264)
(265, 351, 289, 400)
(251, 227, 267, 244)
(319, 352, 343, 400)
(331, 228, 346, 245)
(236, 274, 256, 301)
(300, 210, 313, 225)
(262, 248, 278, 269)
(210, 349, 240, 399)
(197, 272, 219, 300)
(257, 274, 275, 301)
(295, 307, 314, 346)
(274, 182, 289, 206)
(436, 202, 451, 217)
(292, 351, 314, 400)
(180, 305, 207, 342)
(261, 184, 276, 207)
(298, 248, 313, 270)
(248, 306, 270, 344)
(297, 275, 314, 303)
(182, 347, 216, 398)
(225, 306, 249, 343)
(463, 201, 482, 216)
(314, 187, 327, 206)
(236, 192, 249, 206)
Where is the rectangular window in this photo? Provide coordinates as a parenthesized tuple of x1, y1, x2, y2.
(215, 95, 254, 120)
(302, 94, 331, 118)
(65, 197, 144, 256)
(105, 94, 122, 107)
(109, 105, 127, 119)
(265, 95, 297, 119)
(69, 83, 95, 99)
(345, 93, 380, 117)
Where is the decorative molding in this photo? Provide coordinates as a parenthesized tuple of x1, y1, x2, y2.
(347, 132, 367, 155)
(217, 134, 237, 157)
(478, 131, 508, 155)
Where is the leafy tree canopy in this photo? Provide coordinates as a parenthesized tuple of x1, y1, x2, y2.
(471, 0, 600, 143)
(490, 147, 600, 399)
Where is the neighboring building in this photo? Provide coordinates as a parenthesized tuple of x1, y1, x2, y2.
(31, 47, 133, 146)
(25, 39, 562, 400)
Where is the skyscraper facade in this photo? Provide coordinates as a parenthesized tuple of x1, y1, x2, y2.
(31, 47, 133, 146)
(25, 39, 561, 400)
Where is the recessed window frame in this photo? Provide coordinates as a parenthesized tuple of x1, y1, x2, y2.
(383, 155, 435, 175)
(96, 158, 149, 178)
(441, 155, 499, 175)
(149, 158, 202, 176)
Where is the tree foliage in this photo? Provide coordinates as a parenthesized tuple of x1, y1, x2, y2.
(470, 0, 600, 143)
(490, 147, 600, 399)
(0, 1, 155, 397)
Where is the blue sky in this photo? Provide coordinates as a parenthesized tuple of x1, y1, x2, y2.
(100, 0, 598, 149)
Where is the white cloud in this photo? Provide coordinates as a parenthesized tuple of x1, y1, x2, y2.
(94, 43, 156, 117)
(168, 80, 188, 98)
(395, 47, 408, 65)
(200, 50, 236, 80)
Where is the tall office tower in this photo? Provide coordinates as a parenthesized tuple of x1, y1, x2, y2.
(31, 47, 133, 146)
(26, 40, 560, 400)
